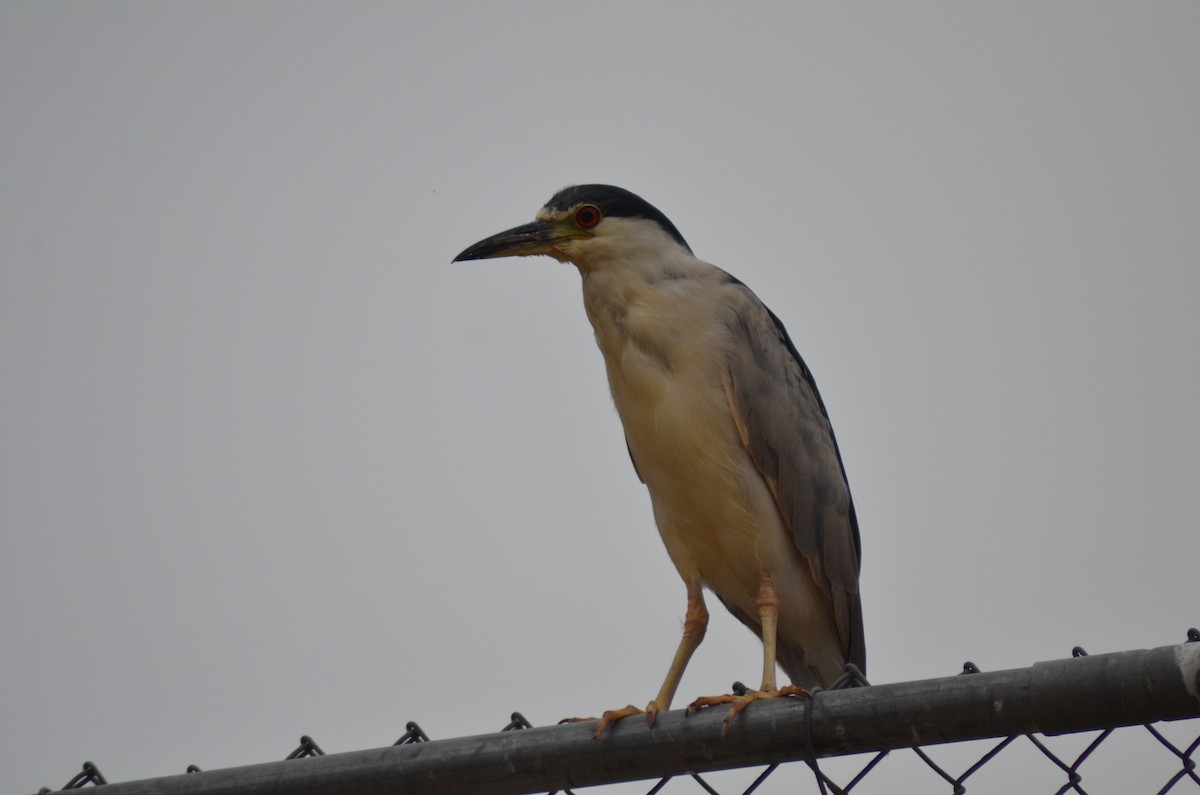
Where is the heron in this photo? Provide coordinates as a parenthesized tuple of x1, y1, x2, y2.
(454, 184, 864, 737)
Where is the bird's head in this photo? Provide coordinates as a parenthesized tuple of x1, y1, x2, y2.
(453, 184, 692, 270)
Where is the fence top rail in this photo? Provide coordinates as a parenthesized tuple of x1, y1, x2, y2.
(36, 640, 1200, 795)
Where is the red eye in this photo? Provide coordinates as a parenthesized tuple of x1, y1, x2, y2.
(575, 204, 602, 229)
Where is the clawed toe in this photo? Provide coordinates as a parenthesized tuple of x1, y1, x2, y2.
(687, 684, 812, 735)
(591, 704, 646, 741)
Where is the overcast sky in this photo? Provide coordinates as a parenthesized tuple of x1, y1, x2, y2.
(2, 4, 1198, 794)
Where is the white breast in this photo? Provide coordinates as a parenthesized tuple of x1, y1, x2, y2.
(580, 260, 773, 617)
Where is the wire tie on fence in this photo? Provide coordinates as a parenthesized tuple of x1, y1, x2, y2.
(1072, 646, 1089, 657)
(518, 710, 575, 795)
(62, 761, 107, 789)
(285, 735, 324, 759)
(799, 664, 871, 795)
(829, 663, 870, 689)
(800, 691, 831, 795)
(502, 712, 533, 732)
(960, 662, 981, 675)
(845, 663, 870, 687)
(394, 721, 430, 745)
(806, 676, 849, 795)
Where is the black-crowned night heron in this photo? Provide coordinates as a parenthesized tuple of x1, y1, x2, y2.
(454, 185, 865, 737)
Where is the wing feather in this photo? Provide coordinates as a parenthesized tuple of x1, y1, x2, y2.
(723, 280, 866, 674)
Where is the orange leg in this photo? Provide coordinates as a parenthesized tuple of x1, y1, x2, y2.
(758, 567, 780, 691)
(687, 570, 809, 734)
(590, 583, 708, 740)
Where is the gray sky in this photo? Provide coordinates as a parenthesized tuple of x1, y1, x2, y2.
(2, 3, 1197, 793)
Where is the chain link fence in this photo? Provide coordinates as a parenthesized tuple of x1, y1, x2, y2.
(32, 632, 1200, 795)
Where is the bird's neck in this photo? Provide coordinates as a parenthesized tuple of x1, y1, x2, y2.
(576, 249, 715, 364)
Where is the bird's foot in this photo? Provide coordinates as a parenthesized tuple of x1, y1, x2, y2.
(687, 683, 810, 735)
(559, 701, 661, 741)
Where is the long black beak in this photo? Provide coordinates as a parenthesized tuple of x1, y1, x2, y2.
(452, 220, 559, 262)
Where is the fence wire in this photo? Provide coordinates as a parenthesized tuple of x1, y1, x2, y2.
(33, 631, 1200, 795)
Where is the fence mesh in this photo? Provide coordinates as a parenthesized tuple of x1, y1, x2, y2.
(33, 631, 1200, 795)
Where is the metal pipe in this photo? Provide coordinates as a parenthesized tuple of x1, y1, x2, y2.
(40, 641, 1200, 795)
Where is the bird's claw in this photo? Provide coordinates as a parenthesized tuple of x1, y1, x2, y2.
(686, 685, 811, 735)
(589, 704, 651, 741)
(566, 700, 661, 741)
(557, 715, 598, 725)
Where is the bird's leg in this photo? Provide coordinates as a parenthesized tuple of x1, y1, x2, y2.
(686, 570, 810, 734)
(652, 583, 709, 719)
(589, 583, 708, 740)
(748, 570, 808, 701)
(758, 567, 780, 692)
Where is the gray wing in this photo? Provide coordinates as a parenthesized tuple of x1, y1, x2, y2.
(722, 280, 866, 674)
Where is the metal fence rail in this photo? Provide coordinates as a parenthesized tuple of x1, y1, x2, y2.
(34, 636, 1200, 795)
